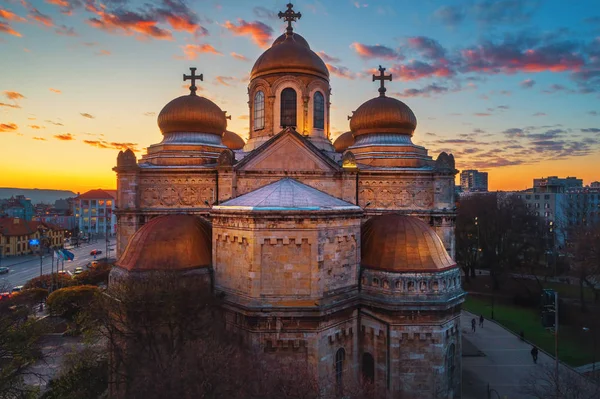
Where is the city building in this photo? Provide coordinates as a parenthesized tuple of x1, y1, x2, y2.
(0, 195, 34, 221)
(0, 217, 65, 258)
(110, 6, 463, 399)
(460, 170, 488, 192)
(533, 176, 583, 193)
(73, 189, 117, 237)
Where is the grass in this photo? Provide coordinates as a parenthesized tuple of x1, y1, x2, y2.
(463, 295, 596, 367)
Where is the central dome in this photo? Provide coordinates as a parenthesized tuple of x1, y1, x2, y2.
(350, 95, 417, 137)
(250, 33, 329, 80)
(158, 94, 227, 135)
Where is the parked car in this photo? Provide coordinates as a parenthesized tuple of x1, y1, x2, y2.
(0, 292, 11, 301)
(90, 249, 103, 256)
(74, 267, 84, 275)
(0, 267, 9, 274)
(11, 286, 23, 293)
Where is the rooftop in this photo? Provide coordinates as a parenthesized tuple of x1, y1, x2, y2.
(76, 189, 117, 200)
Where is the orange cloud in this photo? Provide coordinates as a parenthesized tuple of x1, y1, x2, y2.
(4, 91, 24, 100)
(0, 8, 26, 22)
(55, 24, 76, 36)
(326, 64, 355, 79)
(80, 113, 95, 119)
(29, 125, 43, 129)
(23, 2, 54, 27)
(33, 136, 46, 140)
(0, 102, 20, 109)
(54, 133, 74, 140)
(83, 139, 139, 152)
(49, 88, 61, 93)
(88, 9, 172, 40)
(214, 76, 236, 86)
(96, 49, 111, 56)
(0, 123, 18, 132)
(0, 21, 22, 37)
(230, 52, 249, 61)
(223, 19, 272, 48)
(181, 44, 222, 59)
(350, 42, 400, 60)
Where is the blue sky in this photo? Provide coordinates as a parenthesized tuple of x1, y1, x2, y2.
(0, 0, 599, 191)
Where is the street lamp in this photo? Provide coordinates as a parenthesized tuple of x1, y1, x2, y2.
(583, 327, 596, 378)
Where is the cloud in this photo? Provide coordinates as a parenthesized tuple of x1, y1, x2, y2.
(28, 125, 43, 129)
(0, 9, 25, 37)
(23, 1, 54, 27)
(230, 52, 248, 61)
(45, 120, 64, 126)
(391, 83, 449, 98)
(406, 36, 446, 60)
(587, 111, 598, 116)
(238, 115, 249, 120)
(354, 2, 369, 8)
(503, 127, 525, 136)
(317, 51, 340, 63)
(54, 133, 74, 140)
(55, 24, 77, 36)
(214, 76, 236, 86)
(390, 60, 453, 81)
(223, 19, 273, 48)
(351, 42, 400, 60)
(80, 113, 95, 119)
(474, 112, 492, 117)
(83, 139, 139, 152)
(143, 111, 156, 117)
(45, 0, 78, 15)
(181, 43, 222, 59)
(520, 78, 535, 88)
(32, 136, 46, 141)
(542, 84, 571, 94)
(0, 8, 26, 22)
(581, 128, 600, 133)
(532, 112, 546, 116)
(0, 20, 22, 37)
(326, 64, 355, 79)
(473, 0, 536, 25)
(4, 91, 24, 100)
(49, 88, 61, 93)
(96, 49, 111, 56)
(253, 6, 277, 20)
(0, 123, 18, 132)
(433, 6, 464, 27)
(0, 102, 20, 108)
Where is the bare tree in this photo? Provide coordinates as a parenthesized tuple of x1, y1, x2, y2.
(520, 363, 600, 399)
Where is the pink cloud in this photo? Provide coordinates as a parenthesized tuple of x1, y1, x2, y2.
(223, 19, 273, 48)
(230, 52, 249, 61)
(181, 44, 222, 60)
(350, 42, 400, 60)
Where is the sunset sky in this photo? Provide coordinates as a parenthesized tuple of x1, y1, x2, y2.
(0, 0, 599, 193)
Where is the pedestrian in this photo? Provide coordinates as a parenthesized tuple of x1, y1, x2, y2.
(479, 314, 484, 328)
(471, 318, 476, 333)
(531, 346, 539, 364)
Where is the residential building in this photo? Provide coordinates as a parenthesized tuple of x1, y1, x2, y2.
(460, 169, 488, 192)
(0, 195, 34, 221)
(73, 189, 117, 237)
(533, 176, 583, 193)
(0, 217, 66, 258)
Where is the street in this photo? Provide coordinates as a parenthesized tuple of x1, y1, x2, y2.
(0, 238, 116, 290)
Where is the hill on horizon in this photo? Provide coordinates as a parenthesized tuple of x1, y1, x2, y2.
(0, 188, 77, 204)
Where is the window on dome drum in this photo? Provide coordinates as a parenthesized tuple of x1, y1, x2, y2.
(280, 88, 297, 127)
(313, 91, 324, 129)
(362, 352, 375, 383)
(335, 348, 345, 390)
(254, 91, 265, 130)
(447, 343, 455, 388)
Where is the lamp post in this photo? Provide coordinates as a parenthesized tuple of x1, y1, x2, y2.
(583, 327, 596, 378)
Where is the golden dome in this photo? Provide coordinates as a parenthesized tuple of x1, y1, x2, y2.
(361, 214, 455, 273)
(116, 215, 212, 272)
(333, 131, 355, 153)
(250, 33, 329, 80)
(157, 94, 227, 135)
(350, 96, 417, 137)
(222, 130, 245, 150)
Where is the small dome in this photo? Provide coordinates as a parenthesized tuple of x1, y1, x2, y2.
(272, 32, 310, 48)
(116, 215, 212, 272)
(361, 214, 455, 272)
(158, 94, 227, 135)
(222, 130, 245, 150)
(333, 131, 355, 153)
(350, 96, 417, 137)
(251, 34, 329, 80)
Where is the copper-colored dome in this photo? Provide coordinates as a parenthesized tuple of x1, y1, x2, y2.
(251, 34, 329, 80)
(157, 94, 227, 135)
(272, 32, 310, 48)
(222, 130, 245, 150)
(332, 131, 355, 153)
(361, 214, 455, 273)
(116, 215, 212, 272)
(350, 96, 417, 137)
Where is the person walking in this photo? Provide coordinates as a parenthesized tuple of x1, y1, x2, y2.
(479, 314, 484, 328)
(531, 346, 539, 364)
(471, 318, 476, 333)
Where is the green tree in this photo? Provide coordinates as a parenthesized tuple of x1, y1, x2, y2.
(46, 285, 99, 323)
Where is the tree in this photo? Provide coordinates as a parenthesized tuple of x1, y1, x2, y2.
(73, 262, 111, 286)
(455, 195, 482, 282)
(520, 363, 600, 399)
(23, 273, 73, 290)
(566, 222, 600, 311)
(46, 285, 99, 327)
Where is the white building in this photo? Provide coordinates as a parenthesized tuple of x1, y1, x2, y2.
(73, 189, 117, 237)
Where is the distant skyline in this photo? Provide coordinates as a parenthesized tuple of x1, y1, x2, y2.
(1, 0, 599, 192)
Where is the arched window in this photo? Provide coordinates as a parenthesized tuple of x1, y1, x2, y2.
(335, 348, 345, 390)
(254, 91, 264, 130)
(362, 352, 374, 383)
(280, 88, 297, 127)
(447, 343, 456, 388)
(313, 91, 324, 129)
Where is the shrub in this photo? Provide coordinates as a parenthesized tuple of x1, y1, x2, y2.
(74, 263, 112, 286)
(24, 273, 73, 290)
(11, 288, 49, 306)
(46, 285, 99, 321)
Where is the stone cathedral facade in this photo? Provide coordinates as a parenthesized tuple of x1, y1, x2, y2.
(111, 4, 464, 398)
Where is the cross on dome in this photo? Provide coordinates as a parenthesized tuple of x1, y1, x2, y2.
(372, 65, 392, 97)
(183, 67, 203, 95)
(278, 3, 301, 36)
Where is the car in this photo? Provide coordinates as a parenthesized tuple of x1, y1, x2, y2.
(90, 249, 103, 256)
(0, 292, 11, 301)
(11, 286, 23, 293)
(88, 261, 99, 269)
(74, 267, 84, 275)
(0, 267, 9, 274)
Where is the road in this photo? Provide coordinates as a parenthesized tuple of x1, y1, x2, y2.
(0, 239, 116, 290)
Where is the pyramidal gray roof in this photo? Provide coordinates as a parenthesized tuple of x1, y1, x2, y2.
(214, 178, 361, 211)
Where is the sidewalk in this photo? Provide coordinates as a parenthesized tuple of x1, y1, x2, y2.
(461, 310, 595, 399)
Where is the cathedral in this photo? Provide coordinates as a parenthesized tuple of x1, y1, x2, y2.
(111, 4, 464, 398)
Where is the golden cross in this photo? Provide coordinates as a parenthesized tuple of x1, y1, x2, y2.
(278, 3, 301, 36)
(183, 67, 203, 95)
(372, 65, 392, 97)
